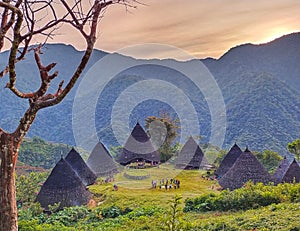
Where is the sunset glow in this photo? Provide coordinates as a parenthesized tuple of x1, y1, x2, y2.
(51, 0, 300, 59)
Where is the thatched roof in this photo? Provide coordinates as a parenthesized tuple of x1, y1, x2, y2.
(65, 148, 97, 186)
(175, 136, 204, 170)
(118, 122, 160, 165)
(218, 148, 271, 190)
(36, 158, 92, 209)
(273, 157, 300, 184)
(87, 142, 119, 177)
(200, 155, 210, 169)
(215, 143, 242, 177)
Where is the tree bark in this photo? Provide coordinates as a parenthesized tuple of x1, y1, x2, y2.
(0, 133, 20, 231)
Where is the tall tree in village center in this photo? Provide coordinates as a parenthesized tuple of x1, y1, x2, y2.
(145, 113, 180, 162)
(0, 1, 137, 230)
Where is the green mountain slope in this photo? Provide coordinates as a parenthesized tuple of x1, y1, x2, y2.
(0, 33, 299, 155)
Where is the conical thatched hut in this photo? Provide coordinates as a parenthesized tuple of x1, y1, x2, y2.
(215, 143, 242, 177)
(175, 136, 204, 170)
(65, 148, 97, 186)
(273, 157, 300, 184)
(118, 122, 160, 166)
(218, 148, 271, 190)
(87, 142, 119, 177)
(36, 158, 92, 209)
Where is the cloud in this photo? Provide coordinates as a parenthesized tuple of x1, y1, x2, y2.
(48, 0, 300, 59)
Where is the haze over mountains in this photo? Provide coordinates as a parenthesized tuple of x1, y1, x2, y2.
(0, 32, 299, 155)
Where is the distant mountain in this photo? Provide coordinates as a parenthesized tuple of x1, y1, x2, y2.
(0, 32, 299, 155)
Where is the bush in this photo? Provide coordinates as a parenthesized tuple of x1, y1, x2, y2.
(101, 206, 123, 218)
(16, 172, 48, 204)
(184, 182, 300, 212)
(43, 206, 90, 226)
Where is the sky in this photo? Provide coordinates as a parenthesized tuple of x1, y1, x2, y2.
(53, 0, 300, 59)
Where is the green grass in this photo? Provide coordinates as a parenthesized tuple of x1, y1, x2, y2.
(183, 203, 300, 231)
(89, 163, 217, 209)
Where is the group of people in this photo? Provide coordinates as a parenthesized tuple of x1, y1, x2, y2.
(151, 178, 181, 190)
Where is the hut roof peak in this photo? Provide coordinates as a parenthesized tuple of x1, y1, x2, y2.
(215, 143, 242, 177)
(218, 149, 271, 190)
(273, 157, 300, 184)
(65, 148, 97, 186)
(87, 141, 119, 176)
(175, 136, 204, 170)
(118, 122, 160, 165)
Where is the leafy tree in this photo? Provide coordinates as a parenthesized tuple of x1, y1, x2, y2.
(0, 1, 137, 230)
(254, 150, 283, 173)
(145, 113, 180, 162)
(16, 172, 48, 205)
(287, 139, 300, 161)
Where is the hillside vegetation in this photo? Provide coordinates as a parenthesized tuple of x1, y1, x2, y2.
(1, 33, 300, 154)
(18, 137, 88, 169)
(17, 167, 300, 231)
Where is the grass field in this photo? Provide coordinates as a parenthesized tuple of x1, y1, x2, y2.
(18, 164, 300, 230)
(89, 163, 217, 209)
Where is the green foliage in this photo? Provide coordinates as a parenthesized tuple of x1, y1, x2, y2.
(48, 203, 61, 214)
(18, 202, 300, 231)
(212, 149, 227, 167)
(145, 113, 180, 163)
(19, 220, 76, 231)
(16, 164, 300, 230)
(160, 142, 181, 163)
(18, 136, 72, 169)
(109, 146, 123, 159)
(44, 206, 91, 226)
(18, 205, 162, 230)
(189, 203, 300, 231)
(184, 182, 300, 212)
(16, 172, 48, 204)
(126, 206, 163, 218)
(288, 139, 300, 161)
(102, 206, 126, 218)
(17, 182, 300, 231)
(162, 195, 184, 231)
(254, 150, 283, 173)
(18, 203, 44, 221)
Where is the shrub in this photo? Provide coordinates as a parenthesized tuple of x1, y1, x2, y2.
(43, 206, 90, 226)
(101, 206, 123, 218)
(184, 182, 300, 212)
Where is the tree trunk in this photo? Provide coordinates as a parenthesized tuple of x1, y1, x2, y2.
(0, 133, 20, 231)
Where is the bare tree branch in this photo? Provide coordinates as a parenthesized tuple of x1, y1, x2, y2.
(1, 0, 140, 132)
(0, 1, 141, 229)
(35, 0, 113, 109)
(0, 0, 22, 51)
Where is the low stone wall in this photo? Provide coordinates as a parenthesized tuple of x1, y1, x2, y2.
(123, 172, 150, 180)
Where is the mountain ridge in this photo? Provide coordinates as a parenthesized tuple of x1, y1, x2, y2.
(0, 32, 299, 155)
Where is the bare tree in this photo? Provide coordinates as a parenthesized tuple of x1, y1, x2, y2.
(0, 1, 137, 230)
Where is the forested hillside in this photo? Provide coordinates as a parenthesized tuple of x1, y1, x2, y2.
(1, 33, 299, 154)
(18, 137, 88, 169)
